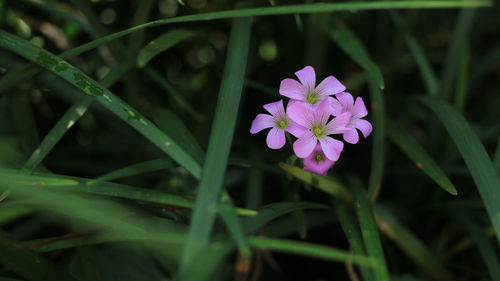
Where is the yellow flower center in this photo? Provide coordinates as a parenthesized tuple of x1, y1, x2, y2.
(276, 118, 289, 129)
(312, 125, 323, 137)
(314, 153, 324, 163)
(306, 92, 319, 104)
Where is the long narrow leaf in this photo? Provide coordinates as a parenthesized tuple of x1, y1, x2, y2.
(418, 97, 500, 244)
(387, 121, 457, 195)
(0, 30, 201, 178)
(178, 18, 251, 278)
(138, 30, 196, 67)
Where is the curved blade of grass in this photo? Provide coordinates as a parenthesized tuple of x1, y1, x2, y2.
(248, 236, 377, 267)
(0, 168, 255, 216)
(440, 9, 476, 100)
(374, 205, 455, 281)
(351, 178, 390, 281)
(418, 97, 500, 244)
(22, 58, 134, 172)
(0, 30, 201, 178)
(367, 80, 386, 201)
(461, 217, 500, 280)
(218, 192, 251, 258)
(328, 27, 385, 90)
(390, 11, 438, 96)
(454, 44, 469, 113)
(128, 0, 156, 52)
(138, 30, 196, 67)
(337, 204, 374, 281)
(0, 204, 32, 226)
(0, 231, 79, 281)
(243, 202, 329, 235)
(0, 1, 490, 93)
(387, 121, 457, 195)
(151, 108, 204, 165)
(279, 163, 352, 202)
(96, 158, 175, 182)
(178, 18, 251, 278)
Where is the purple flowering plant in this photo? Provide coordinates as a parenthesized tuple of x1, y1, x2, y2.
(251, 66, 372, 176)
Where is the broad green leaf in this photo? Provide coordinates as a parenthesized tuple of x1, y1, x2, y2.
(0, 231, 79, 281)
(328, 27, 385, 90)
(418, 97, 500, 244)
(279, 163, 352, 202)
(137, 30, 196, 67)
(390, 11, 438, 96)
(387, 121, 457, 195)
(351, 178, 390, 281)
(374, 205, 455, 281)
(248, 236, 376, 267)
(178, 18, 251, 278)
(337, 204, 374, 281)
(0, 30, 201, 178)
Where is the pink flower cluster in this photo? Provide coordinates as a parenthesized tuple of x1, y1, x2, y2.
(250, 66, 372, 176)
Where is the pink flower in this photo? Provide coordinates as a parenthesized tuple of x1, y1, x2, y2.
(279, 66, 346, 106)
(303, 143, 335, 176)
(287, 98, 351, 161)
(250, 100, 304, 149)
(329, 92, 372, 144)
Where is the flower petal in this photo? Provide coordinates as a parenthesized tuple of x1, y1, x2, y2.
(314, 98, 331, 125)
(295, 66, 316, 90)
(352, 119, 373, 138)
(319, 137, 344, 161)
(336, 92, 354, 110)
(293, 131, 317, 158)
(279, 78, 306, 101)
(287, 100, 314, 128)
(286, 120, 308, 138)
(263, 99, 285, 117)
(343, 128, 359, 144)
(250, 114, 274, 134)
(352, 97, 368, 118)
(329, 96, 343, 116)
(316, 76, 346, 98)
(266, 128, 286, 149)
(303, 143, 335, 176)
(325, 112, 352, 135)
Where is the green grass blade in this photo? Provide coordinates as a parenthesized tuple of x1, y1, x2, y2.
(0, 204, 32, 226)
(387, 121, 457, 195)
(96, 159, 175, 182)
(218, 192, 251, 257)
(0, 168, 254, 216)
(351, 178, 390, 281)
(390, 11, 439, 96)
(137, 30, 196, 67)
(22, 58, 135, 172)
(328, 27, 385, 90)
(367, 81, 386, 200)
(128, 0, 156, 52)
(454, 45, 469, 113)
(440, 8, 476, 100)
(0, 232, 79, 281)
(461, 217, 500, 280)
(494, 140, 500, 176)
(0, 2, 490, 93)
(0, 30, 201, 178)
(178, 18, 251, 278)
(151, 108, 204, 164)
(418, 97, 500, 244)
(248, 236, 377, 267)
(279, 163, 352, 202)
(243, 202, 328, 235)
(337, 204, 374, 281)
(374, 205, 455, 281)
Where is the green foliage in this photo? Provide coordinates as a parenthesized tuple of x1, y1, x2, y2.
(0, 0, 498, 280)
